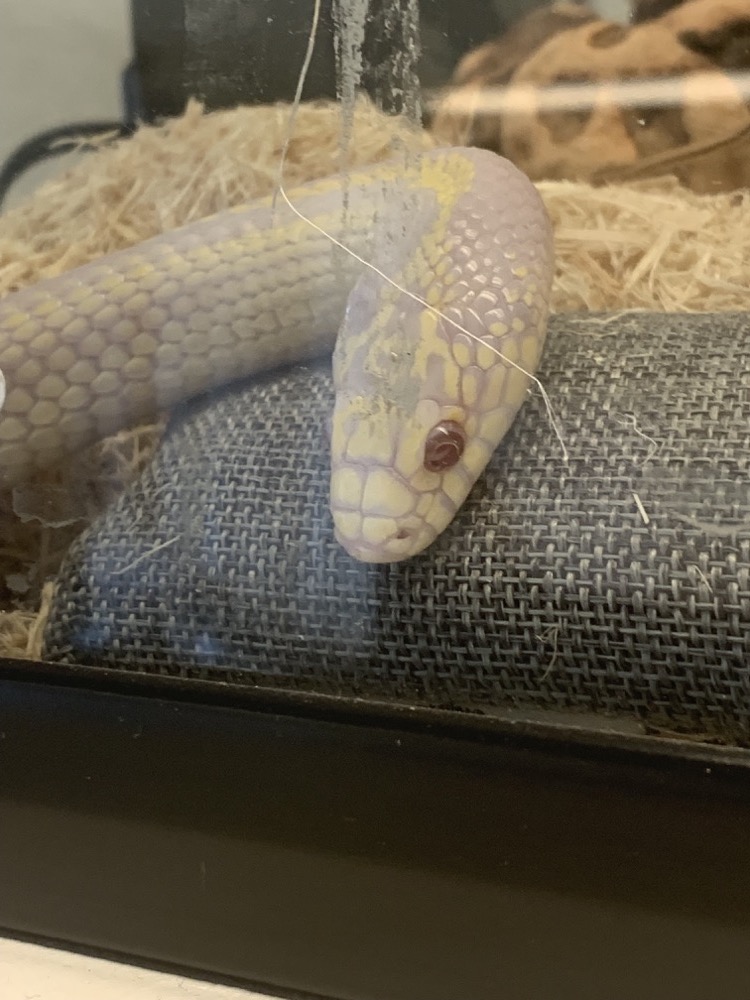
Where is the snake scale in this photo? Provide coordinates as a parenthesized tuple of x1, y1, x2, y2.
(0, 147, 553, 562)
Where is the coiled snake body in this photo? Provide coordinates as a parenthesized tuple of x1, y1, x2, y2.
(0, 147, 553, 562)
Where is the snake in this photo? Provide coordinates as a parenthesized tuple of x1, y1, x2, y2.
(0, 146, 553, 563)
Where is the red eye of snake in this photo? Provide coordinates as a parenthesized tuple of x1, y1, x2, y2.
(423, 420, 466, 473)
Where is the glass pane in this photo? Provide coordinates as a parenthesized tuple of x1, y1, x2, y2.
(1, 0, 749, 744)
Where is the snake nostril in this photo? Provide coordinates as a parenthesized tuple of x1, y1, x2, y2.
(395, 528, 411, 540)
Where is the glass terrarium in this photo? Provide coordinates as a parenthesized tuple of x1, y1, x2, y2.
(1, 1, 750, 997)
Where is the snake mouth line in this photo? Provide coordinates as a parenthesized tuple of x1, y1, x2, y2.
(330, 454, 475, 561)
(333, 517, 440, 563)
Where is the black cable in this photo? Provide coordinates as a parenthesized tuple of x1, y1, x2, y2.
(0, 120, 135, 212)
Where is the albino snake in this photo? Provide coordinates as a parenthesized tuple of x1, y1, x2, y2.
(0, 147, 553, 563)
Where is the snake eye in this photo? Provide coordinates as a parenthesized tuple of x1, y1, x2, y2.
(423, 420, 466, 473)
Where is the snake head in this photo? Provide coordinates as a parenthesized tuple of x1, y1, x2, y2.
(328, 286, 536, 563)
(329, 388, 495, 562)
(327, 147, 553, 563)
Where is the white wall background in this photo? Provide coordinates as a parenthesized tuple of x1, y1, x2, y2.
(0, 0, 130, 202)
(0, 938, 267, 1000)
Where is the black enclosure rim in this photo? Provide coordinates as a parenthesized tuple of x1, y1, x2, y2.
(3, 657, 750, 1000)
(3, 654, 750, 771)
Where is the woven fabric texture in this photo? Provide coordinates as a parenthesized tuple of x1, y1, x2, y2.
(43, 312, 750, 740)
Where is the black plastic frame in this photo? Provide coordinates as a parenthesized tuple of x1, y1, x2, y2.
(4, 3, 750, 994)
(129, 0, 505, 120)
(2, 658, 750, 1000)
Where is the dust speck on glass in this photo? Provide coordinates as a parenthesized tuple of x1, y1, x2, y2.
(1, 0, 750, 745)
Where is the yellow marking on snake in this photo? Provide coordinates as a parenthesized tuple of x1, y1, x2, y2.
(0, 147, 554, 562)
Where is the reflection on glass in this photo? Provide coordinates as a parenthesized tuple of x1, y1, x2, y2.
(0, 0, 749, 743)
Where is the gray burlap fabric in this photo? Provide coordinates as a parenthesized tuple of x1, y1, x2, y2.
(43, 313, 750, 740)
